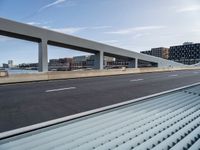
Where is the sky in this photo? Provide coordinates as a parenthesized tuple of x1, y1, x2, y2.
(0, 0, 200, 65)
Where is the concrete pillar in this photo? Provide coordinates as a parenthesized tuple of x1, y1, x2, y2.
(128, 59, 135, 68)
(38, 39, 48, 72)
(135, 58, 138, 68)
(94, 51, 104, 69)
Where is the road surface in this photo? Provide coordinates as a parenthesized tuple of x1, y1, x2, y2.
(0, 69, 200, 132)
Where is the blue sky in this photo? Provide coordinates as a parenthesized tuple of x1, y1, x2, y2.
(0, 0, 200, 65)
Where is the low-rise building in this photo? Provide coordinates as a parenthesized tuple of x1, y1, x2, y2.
(169, 43, 200, 65)
(2, 63, 9, 68)
(18, 63, 38, 70)
(72, 55, 95, 69)
(49, 58, 72, 71)
(141, 50, 152, 56)
(141, 47, 169, 59)
(8, 60, 14, 68)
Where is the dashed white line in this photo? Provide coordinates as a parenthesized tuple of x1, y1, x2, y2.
(130, 79, 144, 82)
(46, 87, 76, 93)
(168, 74, 178, 77)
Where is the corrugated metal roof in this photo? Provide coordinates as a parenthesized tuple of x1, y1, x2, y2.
(1, 84, 200, 150)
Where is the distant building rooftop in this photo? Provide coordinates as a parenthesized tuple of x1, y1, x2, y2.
(183, 42, 194, 45)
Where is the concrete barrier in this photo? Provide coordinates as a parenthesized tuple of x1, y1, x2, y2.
(0, 71, 8, 77)
(0, 67, 200, 84)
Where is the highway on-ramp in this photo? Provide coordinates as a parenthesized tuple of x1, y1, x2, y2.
(0, 69, 200, 132)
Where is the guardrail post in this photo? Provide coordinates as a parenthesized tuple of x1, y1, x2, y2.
(38, 39, 48, 72)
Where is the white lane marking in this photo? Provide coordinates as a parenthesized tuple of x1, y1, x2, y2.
(130, 79, 144, 82)
(168, 74, 178, 77)
(46, 87, 76, 93)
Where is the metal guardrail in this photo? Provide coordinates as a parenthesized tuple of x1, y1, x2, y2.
(0, 82, 200, 149)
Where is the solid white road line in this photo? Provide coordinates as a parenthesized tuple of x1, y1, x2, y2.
(168, 74, 178, 77)
(130, 79, 144, 82)
(46, 87, 76, 93)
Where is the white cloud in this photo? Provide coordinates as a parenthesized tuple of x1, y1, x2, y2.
(25, 24, 163, 36)
(90, 26, 112, 30)
(42, 25, 112, 34)
(177, 5, 200, 12)
(41, 25, 52, 29)
(51, 27, 86, 34)
(191, 28, 200, 33)
(132, 33, 144, 39)
(26, 22, 52, 29)
(99, 40, 120, 45)
(105, 26, 166, 35)
(26, 22, 41, 26)
(56, 0, 76, 7)
(21, 22, 112, 35)
(132, 26, 166, 31)
(39, 0, 66, 11)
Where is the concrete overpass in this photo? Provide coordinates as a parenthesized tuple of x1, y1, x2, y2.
(0, 17, 185, 72)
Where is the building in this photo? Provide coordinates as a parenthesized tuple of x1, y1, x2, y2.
(162, 48, 170, 60)
(18, 63, 38, 70)
(152, 47, 169, 59)
(72, 55, 95, 69)
(183, 42, 194, 45)
(49, 58, 72, 71)
(141, 50, 152, 56)
(141, 43, 200, 65)
(73, 55, 117, 69)
(73, 56, 89, 62)
(8, 60, 13, 68)
(2, 63, 9, 68)
(106, 58, 129, 68)
(169, 43, 200, 65)
(141, 47, 169, 59)
(104, 56, 115, 67)
(2, 60, 14, 68)
(49, 58, 72, 66)
(49, 56, 115, 70)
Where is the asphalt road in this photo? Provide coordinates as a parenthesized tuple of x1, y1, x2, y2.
(1, 70, 200, 133)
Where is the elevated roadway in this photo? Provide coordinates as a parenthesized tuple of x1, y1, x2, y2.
(0, 17, 185, 72)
